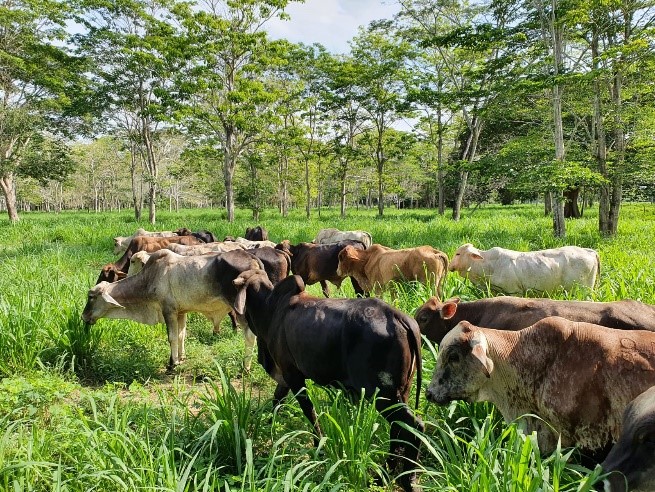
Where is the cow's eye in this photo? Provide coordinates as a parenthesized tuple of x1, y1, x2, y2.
(417, 312, 429, 323)
(638, 431, 655, 447)
(447, 352, 461, 365)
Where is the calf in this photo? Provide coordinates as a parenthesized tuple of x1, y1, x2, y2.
(416, 296, 655, 345)
(426, 317, 655, 460)
(83, 249, 263, 370)
(314, 228, 373, 248)
(113, 228, 177, 255)
(337, 244, 449, 297)
(231, 270, 424, 492)
(602, 386, 655, 492)
(97, 235, 203, 284)
(276, 239, 365, 297)
(245, 225, 268, 241)
(449, 243, 600, 294)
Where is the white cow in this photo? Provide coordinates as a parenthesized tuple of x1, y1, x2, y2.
(113, 228, 177, 255)
(227, 237, 277, 249)
(314, 228, 373, 249)
(449, 243, 599, 294)
(166, 242, 245, 256)
(83, 248, 262, 370)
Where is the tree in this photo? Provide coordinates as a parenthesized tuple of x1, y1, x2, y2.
(170, 0, 295, 223)
(0, 0, 83, 222)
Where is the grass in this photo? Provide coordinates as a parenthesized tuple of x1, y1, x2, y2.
(1, 202, 653, 490)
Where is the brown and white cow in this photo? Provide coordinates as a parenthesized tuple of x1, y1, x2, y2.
(83, 249, 263, 369)
(231, 270, 424, 492)
(337, 244, 449, 297)
(415, 296, 655, 345)
(314, 228, 373, 248)
(426, 317, 655, 460)
(449, 243, 600, 294)
(602, 385, 655, 492)
(113, 228, 177, 255)
(276, 239, 366, 297)
(97, 235, 204, 284)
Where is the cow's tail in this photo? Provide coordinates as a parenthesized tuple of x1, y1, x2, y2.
(403, 316, 422, 410)
(433, 249, 449, 300)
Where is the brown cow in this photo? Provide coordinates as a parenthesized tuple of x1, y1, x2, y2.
(426, 317, 655, 461)
(416, 296, 655, 345)
(245, 225, 268, 241)
(336, 244, 449, 297)
(276, 239, 365, 297)
(97, 235, 203, 284)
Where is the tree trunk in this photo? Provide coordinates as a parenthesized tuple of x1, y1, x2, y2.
(377, 162, 384, 217)
(339, 160, 347, 218)
(564, 187, 581, 218)
(544, 192, 552, 215)
(148, 183, 156, 225)
(130, 146, 142, 221)
(452, 171, 468, 221)
(0, 173, 19, 223)
(224, 127, 237, 223)
(452, 120, 481, 221)
(305, 159, 311, 219)
(553, 191, 566, 237)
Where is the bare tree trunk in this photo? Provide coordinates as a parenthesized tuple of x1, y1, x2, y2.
(564, 187, 581, 218)
(224, 126, 237, 223)
(305, 158, 311, 219)
(0, 173, 19, 223)
(453, 120, 481, 221)
(339, 160, 347, 218)
(130, 145, 142, 221)
(544, 192, 552, 215)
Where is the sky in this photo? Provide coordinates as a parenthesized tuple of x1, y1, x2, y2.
(266, 0, 401, 54)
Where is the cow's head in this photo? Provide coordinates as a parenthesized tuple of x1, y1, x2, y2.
(602, 386, 655, 492)
(449, 243, 483, 273)
(175, 227, 193, 236)
(245, 225, 268, 241)
(96, 264, 127, 284)
(415, 296, 460, 344)
(275, 240, 293, 256)
(336, 245, 366, 277)
(82, 282, 125, 324)
(232, 269, 273, 317)
(113, 237, 128, 255)
(425, 321, 494, 405)
(128, 251, 151, 277)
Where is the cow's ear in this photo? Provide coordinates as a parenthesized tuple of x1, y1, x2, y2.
(470, 331, 493, 377)
(471, 252, 484, 260)
(440, 301, 458, 319)
(232, 276, 247, 315)
(101, 292, 125, 309)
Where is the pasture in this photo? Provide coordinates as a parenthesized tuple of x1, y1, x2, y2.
(1, 203, 654, 490)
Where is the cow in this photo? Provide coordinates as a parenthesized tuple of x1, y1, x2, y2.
(314, 228, 373, 249)
(97, 264, 127, 283)
(231, 270, 424, 492)
(425, 317, 655, 461)
(83, 249, 264, 370)
(336, 244, 449, 297)
(166, 242, 244, 256)
(415, 296, 655, 346)
(224, 237, 277, 249)
(113, 228, 177, 255)
(448, 243, 600, 294)
(245, 225, 268, 241)
(276, 239, 366, 297)
(602, 385, 655, 492)
(174, 227, 218, 243)
(97, 235, 204, 284)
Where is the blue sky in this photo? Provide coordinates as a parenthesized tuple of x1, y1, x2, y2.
(266, 0, 401, 53)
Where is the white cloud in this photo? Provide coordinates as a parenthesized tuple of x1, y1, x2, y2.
(266, 0, 400, 54)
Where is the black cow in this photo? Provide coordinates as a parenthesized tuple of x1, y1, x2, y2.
(276, 239, 366, 297)
(175, 227, 217, 243)
(602, 385, 655, 492)
(231, 270, 424, 492)
(245, 225, 268, 241)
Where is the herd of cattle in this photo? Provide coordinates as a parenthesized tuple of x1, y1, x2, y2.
(81, 225, 653, 491)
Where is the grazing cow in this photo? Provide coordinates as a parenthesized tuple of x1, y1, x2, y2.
(602, 386, 655, 492)
(97, 264, 127, 283)
(113, 228, 177, 255)
(276, 239, 366, 297)
(337, 244, 449, 297)
(231, 270, 424, 492)
(416, 296, 655, 345)
(166, 242, 244, 256)
(449, 243, 600, 294)
(314, 228, 373, 248)
(245, 225, 268, 241)
(174, 227, 218, 243)
(426, 317, 655, 459)
(97, 235, 204, 284)
(83, 249, 264, 370)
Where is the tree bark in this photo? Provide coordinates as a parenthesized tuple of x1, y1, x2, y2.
(0, 173, 19, 223)
(564, 187, 581, 218)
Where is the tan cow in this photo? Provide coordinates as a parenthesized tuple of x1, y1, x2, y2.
(83, 249, 263, 370)
(113, 228, 177, 255)
(426, 317, 655, 458)
(336, 244, 449, 297)
(166, 242, 245, 256)
(449, 243, 600, 294)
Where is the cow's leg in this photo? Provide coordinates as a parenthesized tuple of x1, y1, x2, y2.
(242, 326, 256, 372)
(350, 277, 366, 297)
(320, 280, 330, 298)
(272, 382, 291, 407)
(227, 311, 238, 333)
(164, 311, 180, 369)
(178, 313, 187, 361)
(286, 373, 322, 441)
(377, 398, 423, 492)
